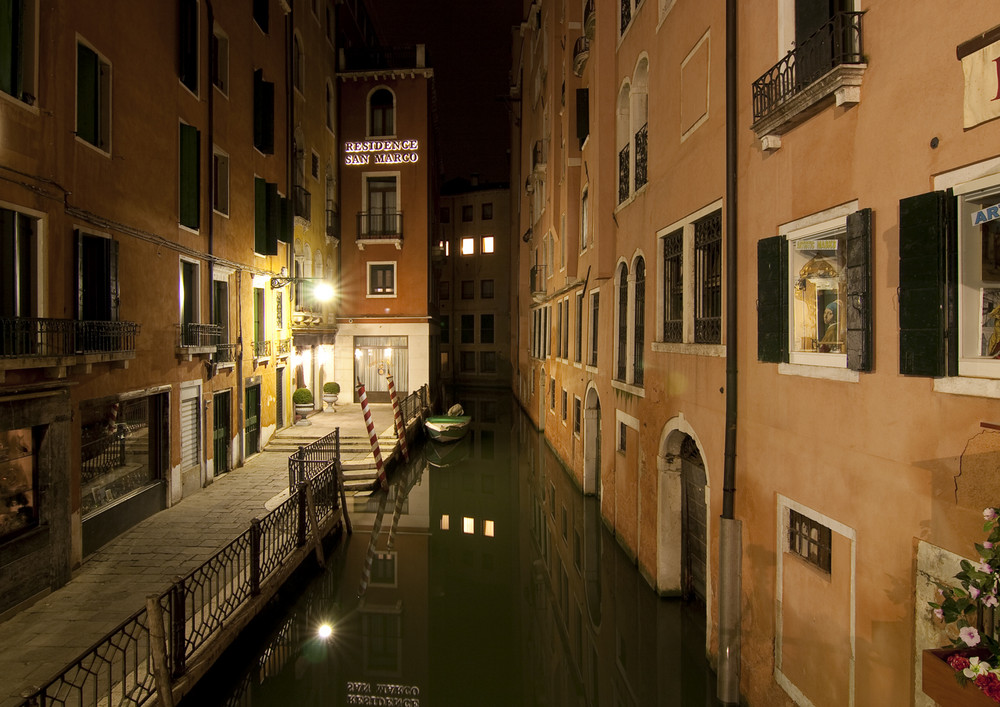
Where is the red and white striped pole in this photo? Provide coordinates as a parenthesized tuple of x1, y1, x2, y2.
(357, 379, 388, 491)
(386, 368, 409, 461)
(357, 490, 388, 598)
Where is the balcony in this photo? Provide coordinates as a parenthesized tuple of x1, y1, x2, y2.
(294, 185, 311, 222)
(276, 338, 291, 357)
(176, 323, 221, 360)
(584, 0, 595, 40)
(212, 343, 237, 364)
(252, 339, 271, 359)
(530, 265, 547, 296)
(356, 211, 403, 249)
(751, 11, 866, 146)
(326, 207, 340, 242)
(572, 36, 590, 78)
(0, 317, 139, 381)
(618, 144, 630, 204)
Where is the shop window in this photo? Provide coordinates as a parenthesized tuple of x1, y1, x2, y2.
(0, 427, 38, 542)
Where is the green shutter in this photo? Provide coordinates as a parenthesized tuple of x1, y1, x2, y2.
(179, 123, 200, 229)
(254, 177, 267, 254)
(178, 0, 198, 93)
(845, 208, 873, 371)
(278, 196, 292, 243)
(77, 43, 99, 145)
(0, 0, 23, 98)
(265, 182, 279, 255)
(898, 190, 956, 377)
(757, 235, 788, 363)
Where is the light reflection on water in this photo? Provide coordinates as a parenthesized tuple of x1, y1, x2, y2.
(183, 391, 719, 706)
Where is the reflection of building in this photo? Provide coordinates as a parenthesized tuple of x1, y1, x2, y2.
(512, 1, 1000, 705)
(335, 46, 439, 403)
(435, 180, 512, 386)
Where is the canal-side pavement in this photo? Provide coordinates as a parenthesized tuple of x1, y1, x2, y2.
(0, 403, 398, 707)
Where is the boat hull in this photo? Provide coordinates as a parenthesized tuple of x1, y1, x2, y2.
(424, 415, 471, 443)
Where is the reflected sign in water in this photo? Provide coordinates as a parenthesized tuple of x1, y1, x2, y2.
(183, 391, 718, 707)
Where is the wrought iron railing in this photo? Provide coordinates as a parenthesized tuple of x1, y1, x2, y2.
(81, 430, 126, 483)
(178, 322, 221, 348)
(326, 208, 339, 239)
(276, 338, 291, 356)
(17, 466, 346, 707)
(584, 0, 595, 40)
(213, 343, 237, 363)
(618, 145, 630, 204)
(620, 0, 631, 35)
(530, 264, 547, 294)
(356, 211, 403, 239)
(751, 11, 865, 122)
(635, 123, 648, 190)
(0, 317, 139, 358)
(252, 339, 271, 358)
(293, 185, 311, 220)
(288, 428, 341, 490)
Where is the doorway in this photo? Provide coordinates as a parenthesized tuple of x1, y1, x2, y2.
(245, 384, 260, 457)
(213, 390, 231, 475)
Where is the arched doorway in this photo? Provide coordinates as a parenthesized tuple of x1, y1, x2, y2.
(679, 437, 707, 603)
(583, 386, 601, 496)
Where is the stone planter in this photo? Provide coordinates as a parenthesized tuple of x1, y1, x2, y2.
(323, 393, 338, 410)
(294, 403, 313, 418)
(922, 648, 998, 706)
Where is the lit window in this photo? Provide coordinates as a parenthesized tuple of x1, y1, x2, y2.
(482, 236, 495, 253)
(484, 520, 495, 538)
(461, 237, 474, 255)
(463, 517, 474, 534)
(440, 514, 450, 530)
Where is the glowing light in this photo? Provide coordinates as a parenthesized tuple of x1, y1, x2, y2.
(483, 236, 495, 253)
(383, 348, 392, 358)
(318, 624, 333, 640)
(463, 517, 474, 534)
(484, 520, 495, 538)
(440, 514, 450, 530)
(355, 348, 363, 359)
(313, 282, 334, 302)
(461, 237, 474, 255)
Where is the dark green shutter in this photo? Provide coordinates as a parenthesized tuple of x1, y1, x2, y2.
(254, 177, 267, 254)
(278, 196, 292, 243)
(845, 208, 873, 371)
(265, 182, 279, 255)
(899, 190, 957, 377)
(0, 0, 24, 99)
(109, 239, 119, 321)
(178, 0, 198, 93)
(179, 123, 200, 229)
(75, 229, 84, 320)
(253, 70, 274, 154)
(77, 43, 99, 145)
(757, 235, 788, 363)
(576, 88, 589, 148)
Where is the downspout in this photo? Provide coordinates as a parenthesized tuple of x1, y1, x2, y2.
(286, 6, 294, 289)
(207, 0, 215, 329)
(717, 0, 741, 704)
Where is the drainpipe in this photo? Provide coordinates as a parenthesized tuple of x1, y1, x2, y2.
(236, 269, 245, 466)
(717, 0, 741, 704)
(206, 0, 215, 349)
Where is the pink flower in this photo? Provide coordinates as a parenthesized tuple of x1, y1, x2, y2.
(934, 607, 945, 619)
(961, 626, 982, 646)
(972, 586, 982, 599)
(986, 541, 995, 549)
(986, 595, 999, 608)
(986, 508, 998, 522)
(981, 561, 994, 574)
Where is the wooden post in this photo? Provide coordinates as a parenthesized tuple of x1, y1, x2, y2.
(337, 461, 352, 534)
(304, 481, 326, 568)
(146, 595, 175, 707)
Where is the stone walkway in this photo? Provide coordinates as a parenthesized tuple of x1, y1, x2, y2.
(0, 403, 398, 707)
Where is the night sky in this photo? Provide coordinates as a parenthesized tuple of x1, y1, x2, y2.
(369, 0, 523, 184)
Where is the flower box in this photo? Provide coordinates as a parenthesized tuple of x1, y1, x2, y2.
(922, 648, 999, 706)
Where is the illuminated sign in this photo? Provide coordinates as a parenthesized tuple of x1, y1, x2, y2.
(344, 140, 420, 166)
(347, 681, 420, 706)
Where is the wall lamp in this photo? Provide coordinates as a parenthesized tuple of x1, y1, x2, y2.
(269, 275, 335, 302)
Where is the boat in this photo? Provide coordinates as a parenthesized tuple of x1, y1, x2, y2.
(424, 404, 471, 443)
(423, 434, 472, 467)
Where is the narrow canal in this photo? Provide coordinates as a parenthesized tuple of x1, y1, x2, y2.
(183, 391, 719, 706)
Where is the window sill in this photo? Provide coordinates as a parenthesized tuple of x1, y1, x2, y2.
(652, 341, 726, 357)
(611, 379, 645, 397)
(778, 362, 859, 383)
(934, 376, 1000, 400)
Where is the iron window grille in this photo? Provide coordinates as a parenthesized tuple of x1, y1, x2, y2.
(634, 123, 648, 190)
(694, 210, 722, 344)
(633, 258, 645, 385)
(616, 267, 628, 381)
(618, 145, 630, 204)
(662, 229, 684, 342)
(788, 509, 832, 573)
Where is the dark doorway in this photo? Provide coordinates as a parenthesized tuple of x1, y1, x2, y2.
(213, 390, 231, 475)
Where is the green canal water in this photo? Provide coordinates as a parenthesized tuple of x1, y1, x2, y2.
(182, 391, 719, 706)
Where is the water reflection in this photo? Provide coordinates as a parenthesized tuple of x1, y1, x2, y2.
(184, 391, 718, 706)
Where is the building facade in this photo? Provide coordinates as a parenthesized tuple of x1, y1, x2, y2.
(512, 0, 1000, 705)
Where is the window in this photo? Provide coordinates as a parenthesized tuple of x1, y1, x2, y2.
(616, 83, 630, 204)
(363, 176, 398, 237)
(573, 397, 581, 435)
(589, 291, 599, 366)
(440, 315, 449, 344)
(481, 314, 494, 344)
(576, 88, 590, 149)
(253, 0, 268, 33)
(275, 291, 282, 329)
(481, 279, 494, 299)
(253, 69, 274, 154)
(76, 41, 111, 151)
(575, 291, 583, 362)
(292, 33, 304, 93)
(213, 277, 229, 345)
(178, 0, 198, 94)
(179, 123, 200, 229)
(556, 301, 563, 358)
(482, 203, 493, 220)
(461, 314, 474, 344)
(662, 228, 683, 342)
(561, 389, 567, 421)
(76, 230, 119, 324)
(1, 207, 36, 323)
(633, 58, 648, 191)
(369, 87, 394, 136)
(460, 350, 476, 372)
(325, 79, 334, 131)
(758, 203, 872, 370)
(563, 298, 570, 362)
(462, 205, 473, 222)
(615, 263, 628, 380)
(213, 147, 229, 216)
(481, 351, 497, 373)
(440, 281, 450, 300)
(311, 151, 319, 180)
(482, 236, 495, 254)
(788, 509, 832, 573)
(580, 188, 589, 251)
(695, 211, 722, 344)
(618, 421, 627, 451)
(368, 262, 396, 296)
(1, 0, 38, 105)
(461, 280, 474, 299)
(550, 378, 555, 409)
(180, 259, 200, 343)
(254, 178, 281, 255)
(211, 24, 229, 94)
(461, 237, 475, 255)
(634, 258, 645, 384)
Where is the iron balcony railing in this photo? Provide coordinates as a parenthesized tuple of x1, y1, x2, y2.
(584, 0, 595, 40)
(252, 339, 271, 358)
(277, 338, 291, 356)
(357, 210, 403, 239)
(618, 144, 630, 204)
(326, 208, 339, 239)
(530, 264, 546, 295)
(293, 185, 311, 221)
(177, 322, 221, 348)
(0, 317, 139, 357)
(752, 11, 865, 122)
(635, 123, 648, 190)
(212, 343, 237, 363)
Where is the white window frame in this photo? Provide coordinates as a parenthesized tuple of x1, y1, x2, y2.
(212, 145, 230, 217)
(482, 235, 495, 254)
(75, 36, 112, 154)
(0, 0, 39, 111)
(212, 23, 229, 96)
(367, 261, 397, 298)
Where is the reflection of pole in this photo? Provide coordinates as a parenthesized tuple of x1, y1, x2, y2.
(358, 491, 389, 598)
(357, 379, 387, 491)
(386, 368, 409, 461)
(386, 485, 404, 551)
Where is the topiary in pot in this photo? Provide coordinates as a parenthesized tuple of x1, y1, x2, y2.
(323, 382, 340, 395)
(292, 388, 313, 405)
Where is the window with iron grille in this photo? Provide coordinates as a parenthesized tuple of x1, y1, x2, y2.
(590, 291, 599, 366)
(561, 389, 567, 421)
(662, 228, 683, 342)
(618, 145, 630, 204)
(620, 0, 631, 35)
(634, 123, 648, 190)
(633, 258, 645, 385)
(695, 209, 722, 344)
(616, 264, 628, 381)
(788, 509, 832, 573)
(573, 397, 581, 435)
(575, 291, 584, 363)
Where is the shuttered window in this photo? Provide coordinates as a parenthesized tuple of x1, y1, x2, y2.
(180, 395, 200, 470)
(845, 209, 873, 371)
(253, 69, 274, 154)
(254, 177, 267, 254)
(77, 42, 110, 150)
(757, 235, 789, 363)
(178, 0, 198, 94)
(179, 123, 200, 229)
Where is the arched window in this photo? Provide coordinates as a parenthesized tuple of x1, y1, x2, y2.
(632, 58, 649, 190)
(617, 83, 631, 204)
(616, 262, 629, 381)
(369, 88, 394, 136)
(633, 256, 645, 385)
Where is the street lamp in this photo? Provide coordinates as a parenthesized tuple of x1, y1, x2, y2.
(269, 274, 335, 302)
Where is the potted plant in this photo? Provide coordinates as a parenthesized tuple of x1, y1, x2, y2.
(322, 381, 340, 410)
(292, 388, 314, 418)
(925, 507, 1000, 704)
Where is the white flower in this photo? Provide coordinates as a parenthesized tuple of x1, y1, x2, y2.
(986, 508, 998, 522)
(961, 626, 982, 647)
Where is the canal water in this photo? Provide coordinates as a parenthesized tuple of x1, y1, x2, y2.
(183, 391, 719, 706)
